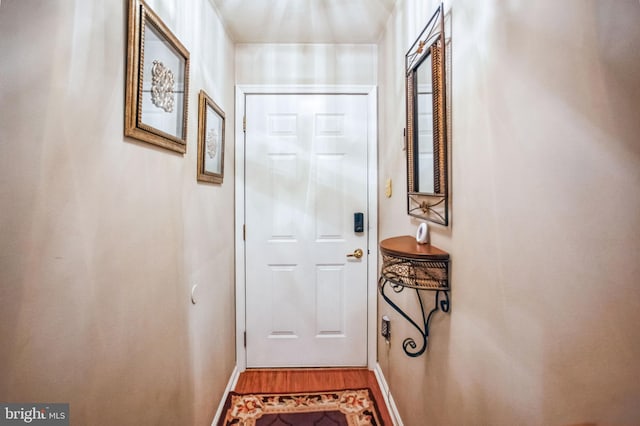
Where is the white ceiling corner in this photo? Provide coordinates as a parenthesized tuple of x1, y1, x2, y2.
(210, 0, 398, 43)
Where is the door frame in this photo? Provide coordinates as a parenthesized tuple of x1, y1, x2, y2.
(234, 85, 378, 371)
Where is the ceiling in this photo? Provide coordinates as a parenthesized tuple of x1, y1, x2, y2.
(210, 0, 398, 43)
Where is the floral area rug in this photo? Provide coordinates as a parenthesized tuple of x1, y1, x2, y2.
(218, 388, 384, 425)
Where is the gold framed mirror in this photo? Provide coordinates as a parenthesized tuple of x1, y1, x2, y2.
(406, 3, 448, 225)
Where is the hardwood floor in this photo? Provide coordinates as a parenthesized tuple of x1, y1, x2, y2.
(234, 368, 393, 425)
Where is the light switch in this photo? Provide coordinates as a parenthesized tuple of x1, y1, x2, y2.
(385, 179, 392, 198)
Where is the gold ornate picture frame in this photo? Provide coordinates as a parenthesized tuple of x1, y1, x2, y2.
(197, 91, 225, 184)
(125, 0, 190, 153)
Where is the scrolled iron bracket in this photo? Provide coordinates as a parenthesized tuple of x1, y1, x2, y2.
(379, 276, 450, 357)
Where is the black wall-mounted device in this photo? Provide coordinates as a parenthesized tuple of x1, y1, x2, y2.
(354, 212, 364, 233)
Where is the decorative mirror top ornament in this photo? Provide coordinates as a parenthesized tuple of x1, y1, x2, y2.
(151, 60, 175, 113)
(405, 3, 448, 226)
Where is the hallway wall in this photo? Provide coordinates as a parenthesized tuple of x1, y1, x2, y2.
(0, 0, 235, 424)
(236, 43, 377, 85)
(377, 0, 640, 424)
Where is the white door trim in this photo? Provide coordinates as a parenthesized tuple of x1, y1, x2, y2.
(235, 85, 378, 371)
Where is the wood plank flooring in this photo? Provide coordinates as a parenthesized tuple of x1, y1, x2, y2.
(233, 368, 393, 425)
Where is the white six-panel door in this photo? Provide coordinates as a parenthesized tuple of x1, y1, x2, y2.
(244, 93, 369, 367)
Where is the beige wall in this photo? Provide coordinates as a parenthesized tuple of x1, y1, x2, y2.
(378, 0, 640, 425)
(236, 43, 377, 85)
(0, 0, 235, 424)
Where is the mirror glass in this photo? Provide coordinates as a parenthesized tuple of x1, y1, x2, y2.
(415, 54, 435, 194)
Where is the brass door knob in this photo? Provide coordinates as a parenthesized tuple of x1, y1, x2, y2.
(347, 248, 364, 259)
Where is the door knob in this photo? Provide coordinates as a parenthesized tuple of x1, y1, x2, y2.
(347, 248, 364, 259)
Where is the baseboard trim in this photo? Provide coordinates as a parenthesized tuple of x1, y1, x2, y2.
(374, 363, 404, 426)
(211, 365, 240, 426)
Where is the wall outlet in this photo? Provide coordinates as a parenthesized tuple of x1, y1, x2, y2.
(381, 316, 391, 342)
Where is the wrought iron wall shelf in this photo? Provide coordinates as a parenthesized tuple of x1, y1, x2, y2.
(378, 236, 450, 357)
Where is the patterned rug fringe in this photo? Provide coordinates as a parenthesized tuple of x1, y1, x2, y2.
(219, 388, 384, 426)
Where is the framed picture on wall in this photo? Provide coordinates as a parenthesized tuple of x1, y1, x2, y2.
(197, 90, 225, 184)
(125, 0, 190, 153)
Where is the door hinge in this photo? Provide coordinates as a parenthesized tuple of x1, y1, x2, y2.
(403, 127, 407, 151)
(243, 224, 246, 241)
(243, 331, 247, 348)
(243, 115, 246, 132)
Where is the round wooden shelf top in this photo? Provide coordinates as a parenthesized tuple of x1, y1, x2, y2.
(379, 236, 449, 260)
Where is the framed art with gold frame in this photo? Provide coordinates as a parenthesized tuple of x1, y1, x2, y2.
(125, 0, 190, 153)
(197, 90, 225, 184)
